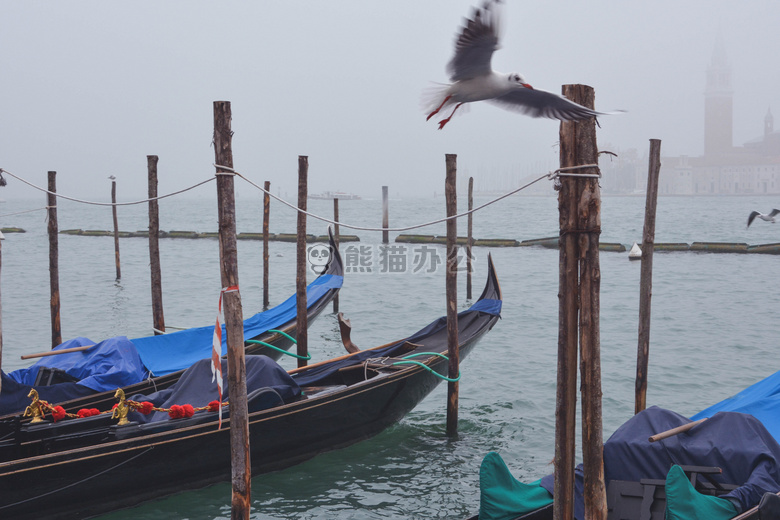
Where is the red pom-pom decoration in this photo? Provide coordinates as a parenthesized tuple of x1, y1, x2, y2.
(89, 408, 100, 416)
(182, 404, 195, 418)
(52, 406, 67, 422)
(138, 401, 154, 415)
(77, 409, 91, 418)
(208, 400, 220, 412)
(168, 404, 183, 419)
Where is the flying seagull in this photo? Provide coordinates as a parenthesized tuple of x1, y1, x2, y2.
(747, 209, 780, 228)
(424, 0, 622, 129)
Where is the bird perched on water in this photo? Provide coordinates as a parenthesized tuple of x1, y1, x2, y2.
(747, 209, 780, 228)
(424, 0, 622, 129)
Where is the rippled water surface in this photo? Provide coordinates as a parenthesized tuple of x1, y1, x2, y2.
(1, 192, 778, 519)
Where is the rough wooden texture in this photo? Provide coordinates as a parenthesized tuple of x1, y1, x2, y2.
(47, 171, 61, 348)
(296, 156, 309, 368)
(263, 180, 270, 309)
(635, 139, 662, 414)
(467, 176, 474, 300)
(111, 180, 121, 280)
(147, 156, 165, 335)
(445, 154, 460, 436)
(213, 101, 250, 520)
(555, 84, 607, 520)
(382, 185, 389, 244)
(333, 197, 340, 313)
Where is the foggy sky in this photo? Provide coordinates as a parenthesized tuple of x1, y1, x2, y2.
(2, 1, 780, 202)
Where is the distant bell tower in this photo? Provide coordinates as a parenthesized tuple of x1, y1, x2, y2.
(704, 34, 733, 157)
(765, 107, 774, 137)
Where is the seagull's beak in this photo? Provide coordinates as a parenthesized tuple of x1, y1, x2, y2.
(522, 83, 534, 90)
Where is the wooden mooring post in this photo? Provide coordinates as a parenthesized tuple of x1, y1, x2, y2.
(554, 84, 607, 520)
(445, 154, 459, 436)
(111, 177, 121, 280)
(147, 156, 165, 335)
(263, 180, 270, 309)
(296, 156, 309, 368)
(212, 101, 251, 519)
(382, 185, 389, 244)
(466, 176, 474, 300)
(47, 171, 62, 349)
(635, 139, 662, 414)
(333, 197, 340, 313)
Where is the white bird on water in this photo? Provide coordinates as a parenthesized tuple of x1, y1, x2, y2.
(424, 0, 622, 129)
(747, 209, 780, 228)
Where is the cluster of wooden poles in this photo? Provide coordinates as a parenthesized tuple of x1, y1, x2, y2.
(552, 85, 662, 520)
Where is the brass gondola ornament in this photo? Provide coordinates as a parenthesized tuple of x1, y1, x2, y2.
(23, 389, 46, 423)
(112, 388, 130, 426)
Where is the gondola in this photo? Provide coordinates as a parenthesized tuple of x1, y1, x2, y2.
(468, 369, 780, 520)
(0, 255, 502, 520)
(0, 230, 343, 419)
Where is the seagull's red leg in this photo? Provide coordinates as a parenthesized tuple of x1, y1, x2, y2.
(426, 95, 452, 121)
(437, 103, 463, 129)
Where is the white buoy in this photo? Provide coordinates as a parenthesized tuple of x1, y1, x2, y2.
(629, 242, 642, 261)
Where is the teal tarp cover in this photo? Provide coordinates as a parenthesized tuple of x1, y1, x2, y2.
(478, 452, 552, 520)
(665, 464, 738, 520)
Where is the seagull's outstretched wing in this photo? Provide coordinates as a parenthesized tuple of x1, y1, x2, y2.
(446, 0, 502, 82)
(747, 211, 760, 228)
(488, 88, 616, 121)
(769, 209, 780, 217)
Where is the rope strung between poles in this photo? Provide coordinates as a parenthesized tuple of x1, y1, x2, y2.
(0, 206, 50, 219)
(0, 167, 215, 206)
(0, 160, 601, 235)
(220, 163, 596, 234)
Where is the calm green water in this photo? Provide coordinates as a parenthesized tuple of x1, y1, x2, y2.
(1, 192, 778, 519)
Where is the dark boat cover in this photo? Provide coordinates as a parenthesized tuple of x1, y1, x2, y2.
(0, 273, 341, 415)
(127, 355, 301, 424)
(538, 406, 780, 518)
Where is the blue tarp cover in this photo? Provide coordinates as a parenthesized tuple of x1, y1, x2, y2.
(539, 406, 780, 518)
(8, 336, 148, 393)
(132, 273, 342, 376)
(692, 367, 780, 441)
(0, 274, 341, 415)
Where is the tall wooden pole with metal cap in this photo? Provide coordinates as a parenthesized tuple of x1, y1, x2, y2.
(213, 101, 250, 520)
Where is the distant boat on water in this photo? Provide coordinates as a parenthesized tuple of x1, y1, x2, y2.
(309, 191, 361, 200)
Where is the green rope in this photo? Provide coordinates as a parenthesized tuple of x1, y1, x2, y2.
(392, 351, 461, 382)
(246, 339, 311, 360)
(266, 329, 297, 344)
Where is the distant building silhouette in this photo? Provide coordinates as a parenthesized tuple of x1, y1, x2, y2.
(600, 35, 780, 196)
(657, 35, 780, 195)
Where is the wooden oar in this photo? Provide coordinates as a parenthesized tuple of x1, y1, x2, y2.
(648, 418, 707, 443)
(20, 345, 95, 360)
